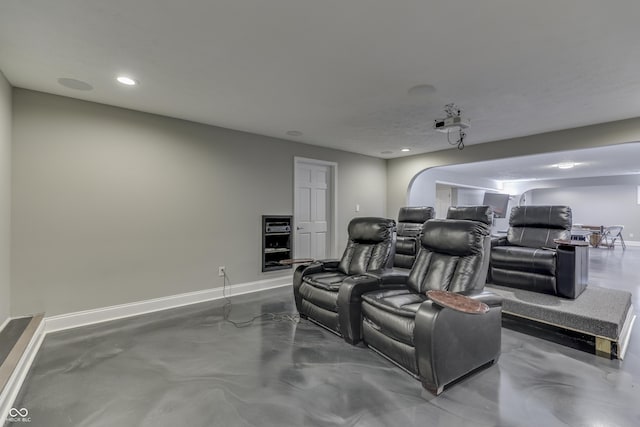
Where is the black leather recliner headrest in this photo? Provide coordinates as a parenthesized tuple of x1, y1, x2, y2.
(446, 205, 494, 225)
(420, 219, 489, 256)
(398, 206, 435, 224)
(509, 205, 572, 230)
(348, 217, 396, 243)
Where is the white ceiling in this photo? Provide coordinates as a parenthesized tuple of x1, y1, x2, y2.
(435, 142, 640, 182)
(2, 1, 640, 158)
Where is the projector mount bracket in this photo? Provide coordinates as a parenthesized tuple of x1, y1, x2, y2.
(434, 103, 469, 150)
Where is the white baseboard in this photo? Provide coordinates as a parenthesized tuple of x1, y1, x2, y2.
(0, 318, 46, 423)
(0, 276, 292, 417)
(45, 276, 292, 333)
(595, 240, 640, 248)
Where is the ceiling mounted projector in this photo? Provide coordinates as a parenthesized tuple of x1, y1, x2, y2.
(434, 103, 469, 150)
(433, 115, 470, 132)
(433, 103, 469, 132)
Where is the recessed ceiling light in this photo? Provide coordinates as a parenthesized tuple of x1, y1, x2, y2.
(286, 130, 303, 137)
(116, 76, 137, 86)
(557, 162, 576, 169)
(401, 148, 411, 152)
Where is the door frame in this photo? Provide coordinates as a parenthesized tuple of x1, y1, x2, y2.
(293, 157, 338, 259)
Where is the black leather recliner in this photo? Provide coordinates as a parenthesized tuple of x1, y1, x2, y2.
(394, 206, 435, 270)
(446, 205, 494, 285)
(490, 205, 587, 299)
(293, 217, 396, 334)
(351, 215, 502, 395)
(337, 207, 433, 344)
(338, 206, 493, 344)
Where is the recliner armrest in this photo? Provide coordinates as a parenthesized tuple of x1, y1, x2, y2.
(555, 245, 588, 299)
(293, 259, 340, 312)
(316, 259, 340, 269)
(338, 273, 407, 345)
(364, 268, 410, 286)
(339, 275, 383, 304)
(296, 259, 339, 278)
(414, 298, 502, 395)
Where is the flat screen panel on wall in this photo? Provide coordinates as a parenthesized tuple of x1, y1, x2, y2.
(482, 192, 510, 218)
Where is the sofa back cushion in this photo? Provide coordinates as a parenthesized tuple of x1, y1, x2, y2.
(394, 206, 434, 269)
(507, 205, 572, 248)
(447, 205, 494, 285)
(407, 219, 490, 294)
(338, 217, 396, 275)
(446, 205, 493, 225)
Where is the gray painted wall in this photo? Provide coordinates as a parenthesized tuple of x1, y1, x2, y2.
(0, 72, 11, 326)
(387, 118, 640, 218)
(11, 89, 387, 317)
(453, 188, 485, 207)
(528, 185, 640, 241)
(408, 168, 499, 209)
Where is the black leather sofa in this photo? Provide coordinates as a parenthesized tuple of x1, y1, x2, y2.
(446, 205, 494, 284)
(337, 206, 433, 344)
(490, 205, 588, 299)
(293, 217, 396, 334)
(394, 206, 435, 270)
(342, 209, 501, 394)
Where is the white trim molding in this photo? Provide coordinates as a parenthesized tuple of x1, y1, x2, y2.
(45, 276, 292, 333)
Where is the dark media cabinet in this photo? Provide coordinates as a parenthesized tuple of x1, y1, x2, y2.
(262, 215, 293, 272)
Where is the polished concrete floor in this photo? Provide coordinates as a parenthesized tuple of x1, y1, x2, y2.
(7, 247, 640, 426)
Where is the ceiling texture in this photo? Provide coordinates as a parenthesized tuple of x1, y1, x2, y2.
(2, 1, 640, 159)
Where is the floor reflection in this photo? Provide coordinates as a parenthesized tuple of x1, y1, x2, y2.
(8, 248, 640, 427)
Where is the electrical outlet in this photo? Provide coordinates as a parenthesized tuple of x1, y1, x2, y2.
(218, 266, 226, 277)
(629, 233, 634, 238)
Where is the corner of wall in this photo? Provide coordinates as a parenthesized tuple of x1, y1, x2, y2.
(0, 70, 12, 326)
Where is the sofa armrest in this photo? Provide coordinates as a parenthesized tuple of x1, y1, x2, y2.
(317, 259, 340, 269)
(556, 244, 588, 299)
(365, 268, 410, 286)
(414, 298, 502, 395)
(293, 259, 339, 312)
(337, 274, 406, 345)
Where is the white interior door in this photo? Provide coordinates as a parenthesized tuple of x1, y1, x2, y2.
(295, 161, 332, 260)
